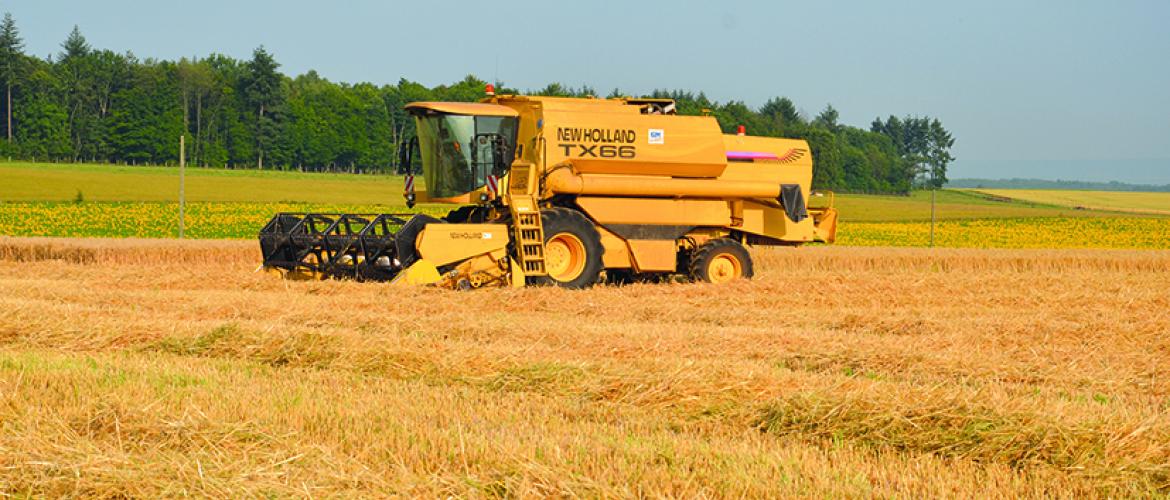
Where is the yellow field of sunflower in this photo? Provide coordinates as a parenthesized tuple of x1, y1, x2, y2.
(841, 217, 1170, 249)
(0, 202, 447, 239)
(1, 163, 1167, 249)
(2, 201, 1167, 249)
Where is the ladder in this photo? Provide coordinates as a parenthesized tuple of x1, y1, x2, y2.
(508, 194, 547, 276)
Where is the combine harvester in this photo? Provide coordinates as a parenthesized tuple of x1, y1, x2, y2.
(259, 87, 838, 289)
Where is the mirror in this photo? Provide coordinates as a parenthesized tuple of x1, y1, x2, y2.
(396, 137, 420, 175)
(492, 135, 509, 177)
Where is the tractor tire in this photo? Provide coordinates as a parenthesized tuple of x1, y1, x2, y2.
(530, 208, 604, 289)
(688, 238, 754, 283)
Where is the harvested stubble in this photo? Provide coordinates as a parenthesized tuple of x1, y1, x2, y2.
(0, 237, 1168, 497)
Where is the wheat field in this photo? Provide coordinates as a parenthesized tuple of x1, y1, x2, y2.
(0, 238, 1167, 497)
(973, 189, 1170, 216)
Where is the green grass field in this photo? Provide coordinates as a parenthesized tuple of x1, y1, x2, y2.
(1, 161, 1167, 248)
(1, 161, 1137, 220)
(825, 189, 1135, 222)
(0, 162, 405, 205)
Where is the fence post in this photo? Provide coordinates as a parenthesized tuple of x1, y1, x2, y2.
(929, 186, 936, 247)
(179, 135, 186, 239)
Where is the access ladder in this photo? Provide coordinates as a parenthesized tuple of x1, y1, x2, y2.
(507, 194, 547, 277)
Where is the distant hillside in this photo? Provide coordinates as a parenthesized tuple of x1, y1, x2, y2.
(947, 178, 1170, 192)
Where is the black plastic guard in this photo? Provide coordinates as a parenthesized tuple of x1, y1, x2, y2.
(394, 214, 443, 268)
(779, 184, 809, 223)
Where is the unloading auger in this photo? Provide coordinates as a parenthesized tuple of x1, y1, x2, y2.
(259, 86, 838, 289)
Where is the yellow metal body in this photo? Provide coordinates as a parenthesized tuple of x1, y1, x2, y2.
(390, 259, 442, 286)
(415, 223, 509, 267)
(412, 223, 521, 288)
(405, 224, 527, 289)
(402, 94, 837, 285)
(405, 102, 519, 117)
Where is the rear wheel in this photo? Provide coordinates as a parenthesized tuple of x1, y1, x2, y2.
(531, 208, 604, 289)
(688, 238, 754, 283)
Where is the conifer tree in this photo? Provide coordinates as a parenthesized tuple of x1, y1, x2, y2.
(243, 46, 282, 169)
(0, 13, 24, 143)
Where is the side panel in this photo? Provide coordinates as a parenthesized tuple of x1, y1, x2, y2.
(416, 223, 510, 266)
(625, 240, 678, 273)
(541, 110, 727, 178)
(739, 201, 817, 243)
(717, 136, 817, 243)
(576, 196, 731, 272)
(512, 102, 544, 166)
(719, 136, 814, 203)
(595, 225, 633, 269)
(576, 197, 731, 227)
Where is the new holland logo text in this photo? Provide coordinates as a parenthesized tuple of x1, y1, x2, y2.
(556, 127, 636, 143)
(557, 127, 637, 159)
(450, 232, 491, 239)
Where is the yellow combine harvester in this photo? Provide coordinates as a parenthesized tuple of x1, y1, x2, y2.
(259, 88, 838, 288)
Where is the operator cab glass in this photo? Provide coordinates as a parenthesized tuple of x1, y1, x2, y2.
(413, 113, 518, 199)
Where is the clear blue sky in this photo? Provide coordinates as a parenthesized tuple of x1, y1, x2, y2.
(6, 0, 1170, 183)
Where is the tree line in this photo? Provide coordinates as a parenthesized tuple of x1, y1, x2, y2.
(0, 14, 953, 193)
(641, 90, 954, 192)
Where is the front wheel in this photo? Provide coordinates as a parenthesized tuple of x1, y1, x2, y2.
(530, 208, 604, 289)
(688, 238, 754, 283)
